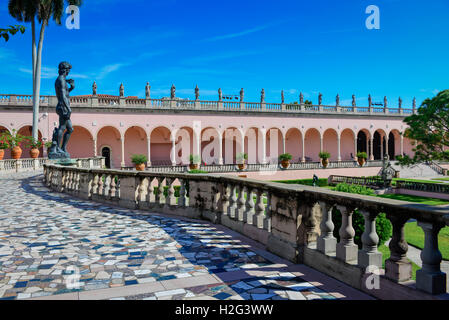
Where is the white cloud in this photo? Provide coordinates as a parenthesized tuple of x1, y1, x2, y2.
(203, 23, 275, 42)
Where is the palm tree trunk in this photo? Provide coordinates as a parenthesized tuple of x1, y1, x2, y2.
(31, 17, 37, 141)
(32, 20, 47, 142)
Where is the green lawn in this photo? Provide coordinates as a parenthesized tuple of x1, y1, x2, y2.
(378, 244, 420, 280)
(432, 177, 449, 182)
(391, 178, 444, 185)
(377, 193, 449, 206)
(405, 222, 449, 261)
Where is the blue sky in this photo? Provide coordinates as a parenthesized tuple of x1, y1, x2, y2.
(0, 0, 448, 107)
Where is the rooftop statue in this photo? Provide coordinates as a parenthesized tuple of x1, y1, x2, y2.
(171, 84, 176, 99)
(281, 90, 285, 104)
(261, 88, 265, 103)
(119, 83, 124, 97)
(218, 88, 223, 101)
(195, 85, 200, 101)
(48, 61, 75, 160)
(352, 94, 356, 107)
(368, 94, 372, 107)
(336, 94, 340, 106)
(92, 81, 97, 96)
(384, 96, 388, 108)
(145, 82, 151, 99)
(300, 92, 304, 104)
(318, 93, 323, 105)
(398, 97, 402, 108)
(240, 88, 244, 102)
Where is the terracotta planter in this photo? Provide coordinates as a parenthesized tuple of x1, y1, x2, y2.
(135, 163, 145, 171)
(30, 148, 40, 159)
(237, 163, 246, 170)
(11, 146, 22, 160)
(189, 163, 199, 170)
(321, 158, 329, 168)
(281, 160, 290, 169)
(357, 158, 366, 167)
(0, 149, 4, 161)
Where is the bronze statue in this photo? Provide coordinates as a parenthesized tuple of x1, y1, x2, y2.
(92, 81, 97, 96)
(318, 93, 323, 105)
(171, 84, 176, 99)
(49, 61, 75, 159)
(195, 85, 200, 101)
(119, 83, 124, 97)
(281, 90, 284, 104)
(145, 82, 151, 99)
(240, 88, 244, 102)
(218, 88, 223, 101)
(300, 92, 304, 104)
(352, 94, 356, 107)
(261, 88, 265, 103)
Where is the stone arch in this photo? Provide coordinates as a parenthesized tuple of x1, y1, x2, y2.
(124, 126, 148, 167)
(97, 126, 122, 168)
(150, 126, 172, 166)
(201, 127, 220, 165)
(285, 128, 302, 163)
(323, 128, 339, 161)
(17, 126, 43, 158)
(0, 126, 11, 159)
(304, 128, 321, 162)
(244, 127, 261, 164)
(266, 127, 283, 164)
(388, 129, 401, 160)
(340, 128, 355, 161)
(222, 127, 244, 164)
(373, 129, 387, 160)
(67, 125, 95, 159)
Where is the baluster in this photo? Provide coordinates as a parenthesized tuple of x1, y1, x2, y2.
(165, 178, 176, 207)
(91, 173, 99, 196)
(416, 221, 447, 294)
(336, 205, 358, 263)
(103, 174, 111, 198)
(137, 177, 148, 207)
(385, 214, 412, 282)
(358, 210, 382, 269)
(253, 188, 265, 229)
(178, 178, 187, 207)
(147, 177, 155, 206)
(156, 177, 165, 206)
(228, 183, 238, 219)
(109, 175, 117, 198)
(220, 182, 230, 215)
(236, 184, 246, 221)
(97, 173, 104, 197)
(244, 187, 255, 225)
(264, 191, 271, 231)
(317, 202, 337, 255)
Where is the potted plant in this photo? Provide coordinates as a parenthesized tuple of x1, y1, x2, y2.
(236, 152, 248, 170)
(5, 130, 26, 160)
(131, 154, 148, 171)
(189, 154, 201, 170)
(319, 151, 331, 168)
(279, 153, 292, 169)
(25, 138, 43, 159)
(356, 151, 368, 167)
(0, 132, 9, 161)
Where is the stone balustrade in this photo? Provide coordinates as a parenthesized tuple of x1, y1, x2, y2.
(0, 157, 105, 174)
(0, 93, 417, 117)
(43, 164, 449, 299)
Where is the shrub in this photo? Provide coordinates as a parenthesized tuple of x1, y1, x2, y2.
(319, 151, 331, 160)
(279, 153, 293, 161)
(274, 178, 329, 187)
(356, 151, 368, 159)
(189, 154, 201, 164)
(332, 183, 392, 247)
(236, 152, 248, 163)
(131, 154, 148, 165)
(188, 169, 208, 174)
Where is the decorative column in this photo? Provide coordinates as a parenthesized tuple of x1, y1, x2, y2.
(416, 221, 447, 294)
(336, 206, 358, 263)
(400, 134, 404, 156)
(217, 131, 223, 165)
(354, 136, 358, 161)
(385, 214, 412, 283)
(301, 132, 306, 162)
(337, 133, 341, 162)
(170, 136, 176, 166)
(317, 202, 337, 255)
(282, 133, 286, 154)
(358, 210, 382, 269)
(380, 135, 384, 158)
(260, 129, 267, 164)
(385, 135, 389, 158)
(93, 138, 98, 157)
(147, 135, 151, 166)
(120, 137, 125, 168)
(369, 137, 374, 161)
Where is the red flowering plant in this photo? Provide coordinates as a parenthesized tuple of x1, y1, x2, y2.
(3, 129, 27, 148)
(24, 136, 43, 149)
(0, 132, 10, 150)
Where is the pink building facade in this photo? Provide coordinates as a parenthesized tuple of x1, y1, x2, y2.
(0, 90, 416, 169)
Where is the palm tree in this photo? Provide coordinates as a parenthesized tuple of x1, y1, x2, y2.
(8, 0, 82, 142)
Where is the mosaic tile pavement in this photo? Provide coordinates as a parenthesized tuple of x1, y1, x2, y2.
(0, 173, 372, 300)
